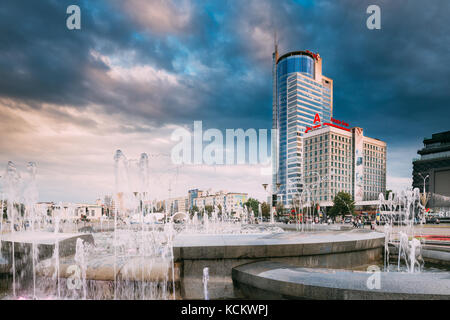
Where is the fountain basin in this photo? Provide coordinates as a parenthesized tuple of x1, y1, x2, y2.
(388, 243, 450, 266)
(173, 229, 385, 299)
(0, 232, 94, 272)
(232, 261, 450, 299)
(36, 255, 179, 282)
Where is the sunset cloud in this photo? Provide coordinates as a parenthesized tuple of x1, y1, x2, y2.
(0, 0, 449, 203)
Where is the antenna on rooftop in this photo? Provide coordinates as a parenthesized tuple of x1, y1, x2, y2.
(274, 30, 278, 57)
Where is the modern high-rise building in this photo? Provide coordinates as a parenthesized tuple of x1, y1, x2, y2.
(272, 48, 333, 205)
(303, 125, 386, 206)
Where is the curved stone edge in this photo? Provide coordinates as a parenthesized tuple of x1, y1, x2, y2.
(232, 261, 450, 300)
(35, 256, 180, 282)
(388, 244, 450, 266)
(278, 224, 353, 232)
(174, 230, 385, 261)
(1, 233, 94, 258)
(0, 233, 94, 275)
(422, 249, 450, 265)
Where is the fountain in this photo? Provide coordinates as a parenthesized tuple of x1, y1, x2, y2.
(0, 150, 289, 300)
(258, 203, 262, 223)
(378, 188, 426, 272)
(202, 267, 209, 300)
(2, 152, 448, 300)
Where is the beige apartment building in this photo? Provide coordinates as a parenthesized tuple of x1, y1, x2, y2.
(302, 125, 386, 206)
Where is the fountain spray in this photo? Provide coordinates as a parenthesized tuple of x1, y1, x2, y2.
(203, 267, 209, 300)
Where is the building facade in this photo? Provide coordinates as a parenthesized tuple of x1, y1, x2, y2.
(272, 49, 333, 205)
(412, 131, 450, 207)
(193, 191, 247, 213)
(75, 204, 103, 220)
(188, 189, 203, 210)
(162, 196, 189, 214)
(302, 124, 386, 207)
(45, 203, 103, 220)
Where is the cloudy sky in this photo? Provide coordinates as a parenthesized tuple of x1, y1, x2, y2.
(0, 0, 449, 203)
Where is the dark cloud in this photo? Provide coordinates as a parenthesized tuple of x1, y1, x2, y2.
(0, 0, 449, 165)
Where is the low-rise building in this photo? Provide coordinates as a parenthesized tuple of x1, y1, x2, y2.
(75, 204, 103, 220)
(193, 190, 247, 213)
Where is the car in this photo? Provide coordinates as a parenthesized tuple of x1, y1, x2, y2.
(427, 216, 440, 224)
(278, 216, 290, 224)
(344, 217, 352, 224)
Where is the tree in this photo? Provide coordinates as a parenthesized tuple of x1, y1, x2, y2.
(329, 192, 355, 218)
(190, 205, 199, 216)
(2, 200, 7, 220)
(204, 205, 213, 216)
(276, 202, 285, 216)
(385, 189, 393, 199)
(244, 198, 260, 215)
(261, 202, 270, 218)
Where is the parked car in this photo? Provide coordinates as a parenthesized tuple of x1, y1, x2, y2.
(278, 216, 290, 224)
(426, 216, 440, 224)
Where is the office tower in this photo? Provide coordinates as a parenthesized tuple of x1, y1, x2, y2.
(272, 49, 333, 205)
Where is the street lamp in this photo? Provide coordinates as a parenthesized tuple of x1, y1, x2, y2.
(261, 184, 269, 223)
(274, 183, 282, 222)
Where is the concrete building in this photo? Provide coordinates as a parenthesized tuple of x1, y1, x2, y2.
(36, 202, 54, 215)
(188, 189, 204, 209)
(160, 196, 189, 214)
(412, 131, 450, 208)
(272, 48, 333, 205)
(302, 123, 386, 207)
(172, 196, 188, 213)
(193, 191, 247, 213)
(75, 204, 103, 220)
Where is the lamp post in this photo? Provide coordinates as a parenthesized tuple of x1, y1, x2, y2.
(262, 184, 268, 223)
(273, 183, 281, 223)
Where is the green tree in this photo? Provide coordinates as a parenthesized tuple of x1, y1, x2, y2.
(261, 202, 270, 218)
(204, 205, 213, 216)
(276, 202, 285, 216)
(329, 192, 355, 218)
(385, 189, 393, 199)
(190, 205, 199, 216)
(244, 198, 260, 215)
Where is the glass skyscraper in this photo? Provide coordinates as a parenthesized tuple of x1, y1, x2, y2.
(272, 50, 333, 206)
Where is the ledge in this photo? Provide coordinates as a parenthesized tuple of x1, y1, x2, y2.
(232, 261, 450, 299)
(173, 230, 384, 261)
